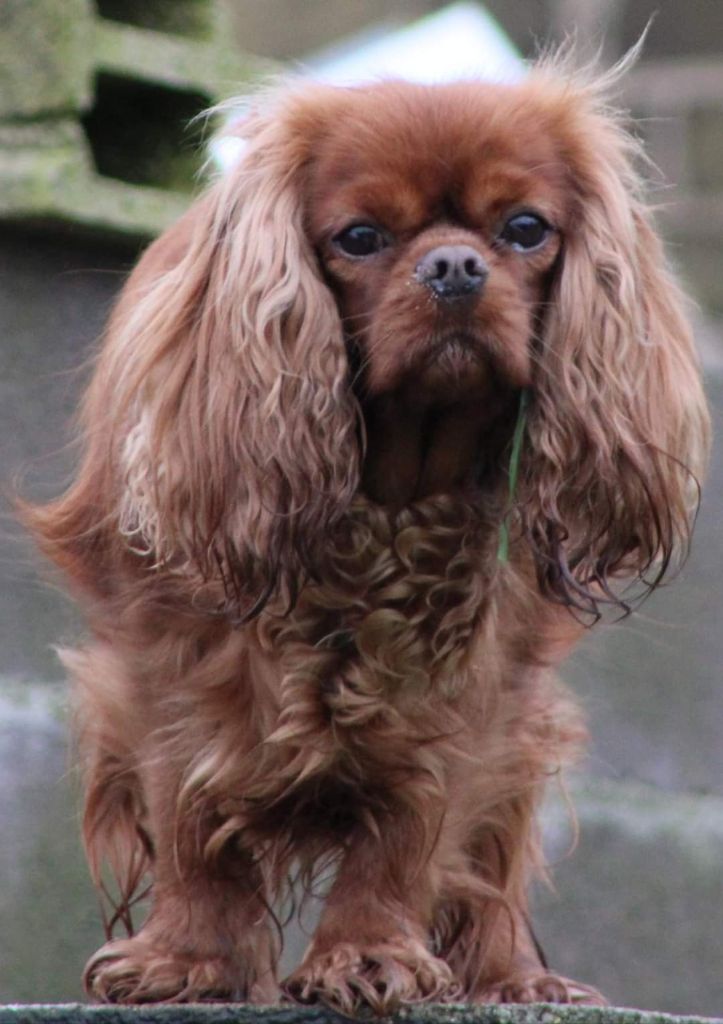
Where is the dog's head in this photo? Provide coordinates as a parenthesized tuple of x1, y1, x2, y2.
(103, 71, 707, 619)
(308, 81, 563, 403)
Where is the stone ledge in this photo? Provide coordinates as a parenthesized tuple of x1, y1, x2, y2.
(0, 1006, 721, 1024)
(93, 20, 273, 97)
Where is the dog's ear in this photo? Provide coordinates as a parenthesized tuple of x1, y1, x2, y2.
(30, 95, 360, 619)
(519, 83, 709, 616)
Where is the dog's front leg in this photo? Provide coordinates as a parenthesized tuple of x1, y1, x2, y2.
(283, 811, 458, 1014)
(84, 745, 277, 1004)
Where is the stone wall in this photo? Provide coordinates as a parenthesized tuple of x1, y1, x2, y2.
(0, 0, 268, 239)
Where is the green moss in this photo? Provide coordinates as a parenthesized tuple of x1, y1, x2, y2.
(0, 0, 274, 240)
(0, 1006, 719, 1024)
(0, 0, 95, 118)
(0, 120, 190, 241)
(93, 20, 272, 98)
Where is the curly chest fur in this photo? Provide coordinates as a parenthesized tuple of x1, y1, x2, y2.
(268, 496, 496, 692)
(234, 497, 499, 822)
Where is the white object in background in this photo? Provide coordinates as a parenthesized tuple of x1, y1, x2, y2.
(210, 2, 525, 172)
(305, 1, 525, 86)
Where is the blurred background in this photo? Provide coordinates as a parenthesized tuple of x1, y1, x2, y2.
(0, 0, 721, 1013)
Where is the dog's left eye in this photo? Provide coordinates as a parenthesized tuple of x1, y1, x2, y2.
(498, 213, 551, 252)
(333, 224, 388, 258)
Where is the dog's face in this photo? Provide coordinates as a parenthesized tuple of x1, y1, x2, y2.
(307, 84, 566, 404)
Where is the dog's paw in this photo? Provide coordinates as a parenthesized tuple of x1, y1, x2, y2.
(84, 937, 247, 1003)
(283, 938, 459, 1015)
(481, 971, 607, 1005)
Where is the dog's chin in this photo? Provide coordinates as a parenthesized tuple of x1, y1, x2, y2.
(414, 332, 494, 401)
(362, 329, 524, 407)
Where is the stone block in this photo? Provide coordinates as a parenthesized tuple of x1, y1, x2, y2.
(0, 0, 94, 119)
(96, 0, 218, 40)
(93, 19, 271, 97)
(0, 1004, 720, 1024)
(0, 0, 270, 241)
(0, 121, 189, 241)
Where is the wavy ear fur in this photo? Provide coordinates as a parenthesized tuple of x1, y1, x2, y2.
(29, 94, 360, 619)
(519, 68, 709, 616)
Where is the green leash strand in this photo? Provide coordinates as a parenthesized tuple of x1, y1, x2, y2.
(497, 388, 529, 563)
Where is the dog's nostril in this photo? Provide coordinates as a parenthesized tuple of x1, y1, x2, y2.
(416, 244, 488, 299)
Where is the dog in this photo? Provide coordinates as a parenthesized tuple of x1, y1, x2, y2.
(26, 61, 708, 1012)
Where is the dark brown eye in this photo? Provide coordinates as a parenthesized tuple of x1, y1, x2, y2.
(333, 224, 388, 258)
(499, 212, 551, 252)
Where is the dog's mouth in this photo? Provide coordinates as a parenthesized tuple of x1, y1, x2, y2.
(428, 331, 482, 366)
(422, 326, 531, 395)
(416, 330, 492, 396)
(350, 319, 526, 406)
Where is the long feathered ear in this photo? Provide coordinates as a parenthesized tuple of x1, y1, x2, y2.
(31, 95, 360, 620)
(519, 73, 709, 617)
(119, 103, 361, 617)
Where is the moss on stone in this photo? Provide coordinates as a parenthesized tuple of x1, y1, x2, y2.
(93, 20, 272, 97)
(0, 0, 95, 118)
(0, 120, 189, 241)
(0, 0, 274, 240)
(0, 1006, 720, 1024)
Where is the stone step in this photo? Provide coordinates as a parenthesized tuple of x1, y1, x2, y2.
(0, 1004, 720, 1024)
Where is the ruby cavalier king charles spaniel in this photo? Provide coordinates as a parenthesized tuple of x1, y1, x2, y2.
(28, 62, 708, 1013)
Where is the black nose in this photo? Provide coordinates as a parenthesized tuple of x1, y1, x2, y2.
(415, 245, 488, 300)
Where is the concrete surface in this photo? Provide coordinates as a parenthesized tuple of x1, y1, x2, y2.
(0, 1007, 721, 1024)
(0, 228, 134, 681)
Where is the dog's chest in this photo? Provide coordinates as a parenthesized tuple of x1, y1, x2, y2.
(254, 498, 496, 786)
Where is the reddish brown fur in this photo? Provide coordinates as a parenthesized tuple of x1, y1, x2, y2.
(25, 68, 708, 1011)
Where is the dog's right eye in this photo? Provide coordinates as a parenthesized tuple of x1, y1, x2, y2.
(333, 224, 388, 258)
